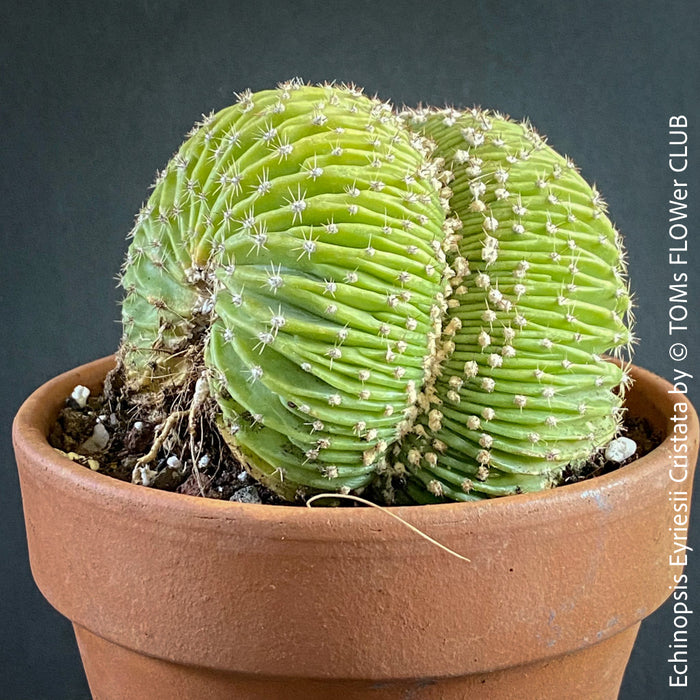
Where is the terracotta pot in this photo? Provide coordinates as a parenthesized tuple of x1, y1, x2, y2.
(13, 356, 698, 699)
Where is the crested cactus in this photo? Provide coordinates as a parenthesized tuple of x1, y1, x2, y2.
(116, 80, 633, 504)
(396, 107, 634, 501)
(118, 80, 450, 500)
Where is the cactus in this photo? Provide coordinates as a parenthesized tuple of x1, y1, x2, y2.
(395, 107, 634, 502)
(117, 81, 634, 504)
(118, 80, 451, 500)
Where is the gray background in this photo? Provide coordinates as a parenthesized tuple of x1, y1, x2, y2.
(1, 0, 698, 697)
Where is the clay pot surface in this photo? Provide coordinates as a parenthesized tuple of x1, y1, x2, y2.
(13, 356, 699, 699)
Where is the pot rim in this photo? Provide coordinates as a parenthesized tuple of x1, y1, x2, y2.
(12, 355, 698, 535)
(13, 355, 700, 679)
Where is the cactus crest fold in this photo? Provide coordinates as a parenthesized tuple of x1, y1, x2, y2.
(118, 85, 634, 503)
(118, 80, 450, 499)
(396, 107, 634, 501)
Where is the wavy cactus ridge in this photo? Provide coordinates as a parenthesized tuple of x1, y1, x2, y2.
(118, 80, 451, 499)
(117, 83, 636, 505)
(395, 106, 634, 502)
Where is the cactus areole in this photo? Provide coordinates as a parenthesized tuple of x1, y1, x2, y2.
(116, 80, 634, 504)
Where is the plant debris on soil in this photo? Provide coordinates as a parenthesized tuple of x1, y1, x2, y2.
(49, 371, 664, 506)
(49, 368, 285, 506)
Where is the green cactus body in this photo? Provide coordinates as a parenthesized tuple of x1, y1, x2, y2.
(119, 82, 634, 504)
(397, 107, 634, 502)
(119, 81, 450, 499)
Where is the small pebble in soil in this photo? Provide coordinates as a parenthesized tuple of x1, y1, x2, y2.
(80, 422, 110, 453)
(230, 485, 262, 504)
(135, 464, 157, 487)
(166, 455, 181, 469)
(71, 385, 90, 409)
(605, 436, 637, 463)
